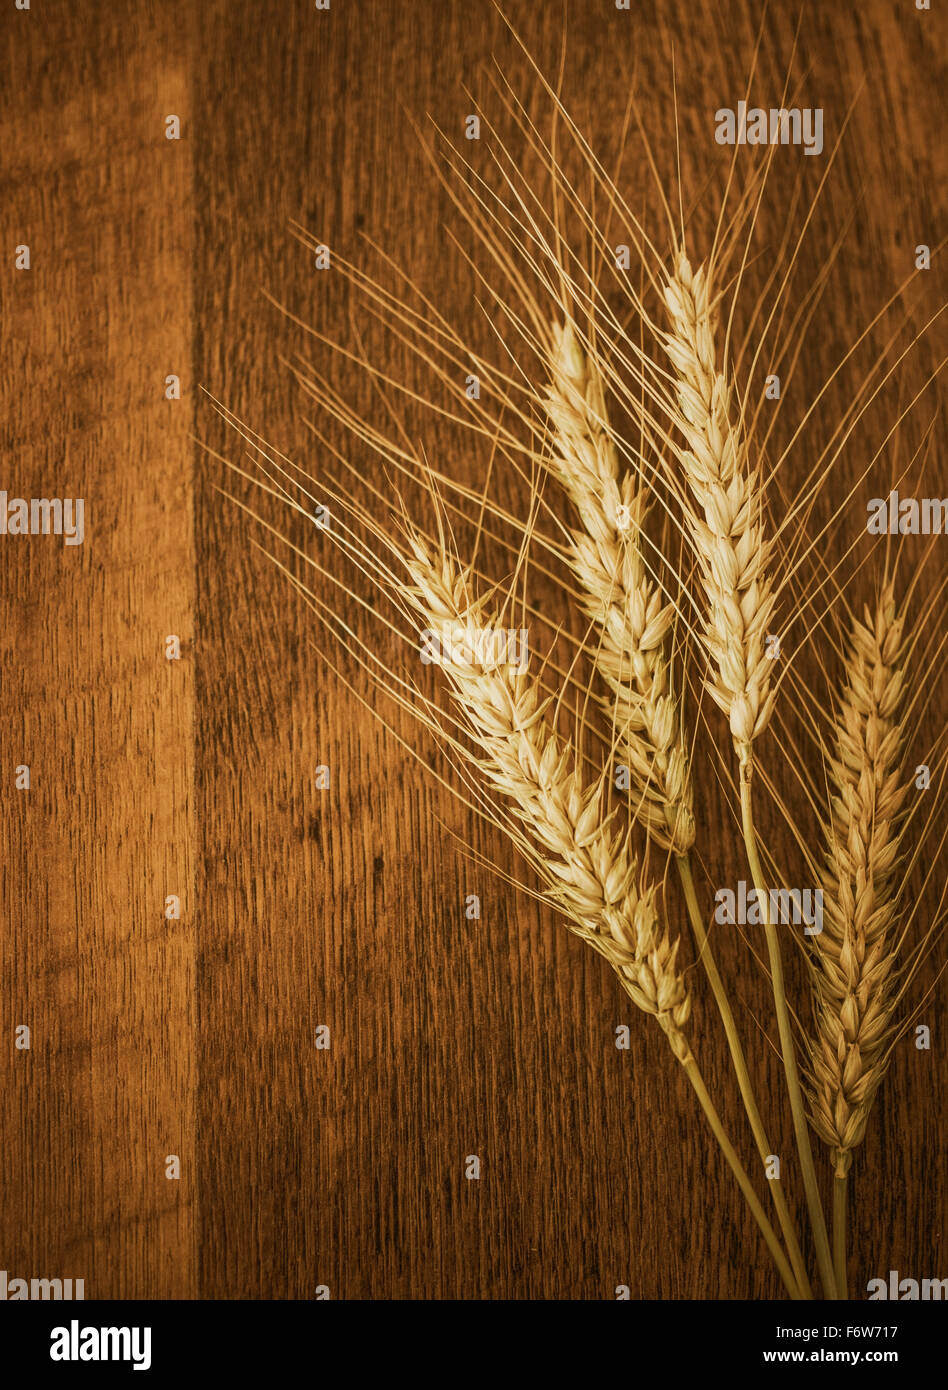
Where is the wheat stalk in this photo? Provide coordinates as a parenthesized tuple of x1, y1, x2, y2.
(809, 584, 909, 1163)
(807, 583, 910, 1294)
(659, 249, 838, 1297)
(544, 316, 816, 1292)
(544, 319, 696, 855)
(397, 526, 799, 1295)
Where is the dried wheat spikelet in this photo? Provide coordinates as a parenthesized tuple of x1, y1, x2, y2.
(660, 252, 777, 757)
(401, 529, 693, 1059)
(807, 582, 911, 1176)
(545, 318, 695, 853)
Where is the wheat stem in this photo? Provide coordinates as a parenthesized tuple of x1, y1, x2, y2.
(740, 756, 839, 1299)
(833, 1172, 849, 1300)
(676, 851, 813, 1298)
(681, 1055, 801, 1300)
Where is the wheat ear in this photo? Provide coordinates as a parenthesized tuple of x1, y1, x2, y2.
(404, 530, 694, 1051)
(808, 584, 910, 1295)
(660, 253, 776, 757)
(545, 319, 695, 854)
(661, 250, 836, 1298)
(401, 530, 800, 1297)
(810, 584, 910, 1163)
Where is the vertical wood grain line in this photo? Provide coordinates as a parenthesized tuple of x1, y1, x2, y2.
(0, 7, 196, 1299)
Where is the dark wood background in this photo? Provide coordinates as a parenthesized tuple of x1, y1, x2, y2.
(1, 0, 944, 1300)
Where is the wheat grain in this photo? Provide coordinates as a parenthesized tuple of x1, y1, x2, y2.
(807, 583, 910, 1175)
(545, 320, 695, 853)
(661, 252, 777, 758)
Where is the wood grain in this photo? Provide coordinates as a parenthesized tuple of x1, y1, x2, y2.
(1, 0, 944, 1300)
(0, 0, 195, 1298)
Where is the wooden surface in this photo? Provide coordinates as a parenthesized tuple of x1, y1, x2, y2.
(1, 0, 945, 1300)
